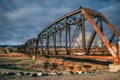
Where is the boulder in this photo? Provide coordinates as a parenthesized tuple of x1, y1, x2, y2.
(41, 73, 49, 76)
(72, 65, 80, 72)
(77, 71, 83, 74)
(49, 72, 57, 76)
(16, 72, 24, 76)
(109, 64, 120, 72)
(63, 71, 71, 75)
(57, 72, 63, 76)
(26, 72, 31, 76)
(31, 73, 38, 77)
(37, 72, 42, 76)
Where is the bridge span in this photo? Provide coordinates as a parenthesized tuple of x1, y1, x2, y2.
(17, 7, 120, 64)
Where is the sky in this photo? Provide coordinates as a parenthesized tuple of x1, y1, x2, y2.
(0, 0, 120, 45)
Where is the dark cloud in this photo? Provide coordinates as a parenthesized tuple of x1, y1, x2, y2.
(100, 1, 120, 31)
(0, 0, 119, 45)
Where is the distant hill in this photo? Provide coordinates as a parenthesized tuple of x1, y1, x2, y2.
(0, 45, 20, 48)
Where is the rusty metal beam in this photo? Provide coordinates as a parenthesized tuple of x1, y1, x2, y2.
(71, 23, 80, 47)
(39, 9, 82, 35)
(59, 29, 62, 48)
(86, 31, 96, 55)
(82, 7, 119, 64)
(100, 14, 120, 38)
(109, 33, 115, 43)
(35, 37, 39, 54)
(68, 25, 71, 53)
(54, 24, 58, 55)
(81, 14, 86, 53)
(100, 17, 104, 47)
(46, 31, 50, 54)
(40, 35, 44, 54)
(86, 18, 100, 55)
(65, 18, 69, 54)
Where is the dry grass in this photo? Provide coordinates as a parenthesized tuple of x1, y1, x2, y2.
(0, 52, 107, 73)
(0, 52, 120, 80)
(0, 52, 26, 57)
(26, 57, 105, 73)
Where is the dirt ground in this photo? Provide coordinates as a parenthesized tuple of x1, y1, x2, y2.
(0, 53, 120, 80)
(0, 72, 120, 80)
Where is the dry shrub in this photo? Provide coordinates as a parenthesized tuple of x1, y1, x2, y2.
(56, 58, 64, 65)
(49, 58, 64, 65)
(35, 56, 47, 62)
(0, 52, 25, 58)
(27, 62, 43, 70)
(49, 58, 57, 63)
(72, 65, 81, 72)
(63, 61, 73, 67)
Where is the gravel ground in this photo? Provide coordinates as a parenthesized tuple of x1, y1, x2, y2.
(0, 72, 120, 80)
(0, 53, 120, 80)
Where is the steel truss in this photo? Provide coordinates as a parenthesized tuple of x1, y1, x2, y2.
(17, 7, 120, 64)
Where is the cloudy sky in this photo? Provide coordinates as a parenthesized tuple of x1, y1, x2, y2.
(0, 0, 120, 45)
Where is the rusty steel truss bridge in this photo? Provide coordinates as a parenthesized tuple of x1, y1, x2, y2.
(17, 7, 120, 64)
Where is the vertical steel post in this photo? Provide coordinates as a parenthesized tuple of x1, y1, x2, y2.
(29, 43, 31, 53)
(81, 14, 86, 53)
(23, 45, 25, 53)
(26, 44, 29, 53)
(68, 25, 71, 54)
(24, 45, 26, 53)
(65, 18, 69, 54)
(26, 44, 28, 53)
(30, 39, 32, 53)
(25, 45, 26, 53)
(46, 31, 50, 54)
(35, 37, 39, 54)
(40, 35, 44, 54)
(59, 29, 62, 54)
(32, 38, 35, 54)
(59, 30, 62, 48)
(26, 45, 28, 53)
(54, 24, 57, 55)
